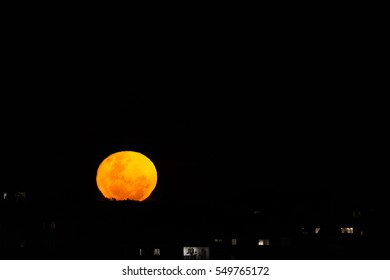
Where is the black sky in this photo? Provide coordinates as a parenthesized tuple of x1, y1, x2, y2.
(2, 24, 387, 209)
(3, 87, 386, 209)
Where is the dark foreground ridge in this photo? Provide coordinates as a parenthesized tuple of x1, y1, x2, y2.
(0, 191, 387, 260)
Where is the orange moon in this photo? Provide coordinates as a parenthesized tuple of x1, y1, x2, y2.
(96, 151, 157, 201)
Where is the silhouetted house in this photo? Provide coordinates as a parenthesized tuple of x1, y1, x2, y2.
(0, 193, 380, 260)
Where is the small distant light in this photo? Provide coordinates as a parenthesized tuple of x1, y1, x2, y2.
(341, 227, 353, 234)
(258, 239, 269, 246)
(315, 227, 321, 234)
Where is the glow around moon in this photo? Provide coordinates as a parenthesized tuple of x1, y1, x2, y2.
(96, 151, 157, 201)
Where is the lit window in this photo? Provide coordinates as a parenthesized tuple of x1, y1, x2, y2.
(185, 247, 195, 255)
(232, 238, 237, 245)
(315, 227, 321, 234)
(153, 248, 160, 256)
(139, 248, 145, 256)
(341, 227, 353, 234)
(3, 193, 7, 200)
(214, 238, 223, 243)
(360, 230, 364, 236)
(183, 247, 210, 260)
(258, 239, 270, 246)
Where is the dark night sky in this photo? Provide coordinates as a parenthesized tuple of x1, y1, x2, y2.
(3, 88, 386, 208)
(2, 17, 389, 265)
(2, 24, 387, 209)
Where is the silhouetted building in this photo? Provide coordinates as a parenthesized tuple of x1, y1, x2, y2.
(0, 192, 385, 260)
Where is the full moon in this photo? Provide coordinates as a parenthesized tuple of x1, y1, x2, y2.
(96, 151, 158, 201)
